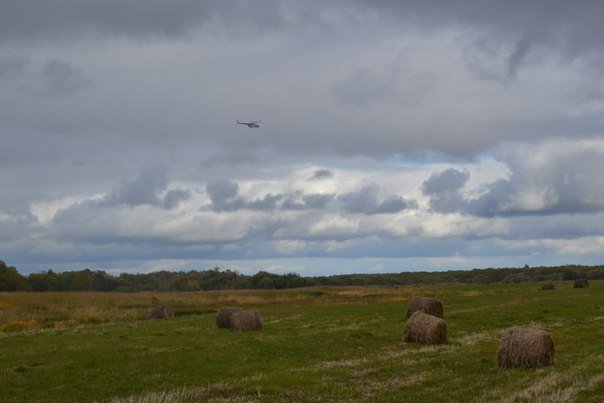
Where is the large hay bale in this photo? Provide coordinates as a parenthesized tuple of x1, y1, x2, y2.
(573, 278, 589, 288)
(541, 282, 555, 291)
(406, 297, 443, 319)
(216, 306, 243, 328)
(497, 327, 554, 368)
(230, 309, 262, 332)
(147, 304, 174, 320)
(403, 311, 447, 344)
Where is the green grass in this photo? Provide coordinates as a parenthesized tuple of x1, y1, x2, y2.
(0, 281, 603, 401)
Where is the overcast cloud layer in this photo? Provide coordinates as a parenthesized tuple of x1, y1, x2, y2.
(3, 1, 604, 275)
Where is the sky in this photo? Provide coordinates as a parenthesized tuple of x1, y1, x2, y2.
(3, 1, 604, 275)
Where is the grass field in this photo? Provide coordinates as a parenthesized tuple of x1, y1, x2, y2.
(0, 281, 602, 402)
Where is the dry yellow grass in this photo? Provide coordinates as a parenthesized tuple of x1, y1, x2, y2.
(0, 286, 417, 333)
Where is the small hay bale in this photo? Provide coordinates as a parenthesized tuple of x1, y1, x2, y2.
(230, 309, 262, 332)
(497, 327, 554, 368)
(147, 304, 174, 320)
(406, 297, 444, 319)
(573, 279, 589, 288)
(541, 282, 555, 291)
(403, 311, 447, 344)
(216, 306, 243, 328)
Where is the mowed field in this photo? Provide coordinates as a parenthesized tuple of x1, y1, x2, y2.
(0, 281, 602, 402)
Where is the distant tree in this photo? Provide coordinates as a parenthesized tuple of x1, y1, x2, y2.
(2, 261, 604, 292)
(562, 269, 578, 281)
(170, 274, 188, 291)
(502, 272, 530, 283)
(0, 260, 27, 291)
(91, 270, 119, 291)
(71, 270, 93, 291)
(251, 271, 278, 289)
(187, 279, 201, 291)
(28, 269, 63, 291)
(470, 274, 489, 284)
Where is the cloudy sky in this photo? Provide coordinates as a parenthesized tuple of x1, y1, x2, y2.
(3, 1, 604, 275)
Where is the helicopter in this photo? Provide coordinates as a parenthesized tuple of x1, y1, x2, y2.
(237, 120, 261, 128)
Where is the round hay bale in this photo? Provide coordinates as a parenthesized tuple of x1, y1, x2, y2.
(230, 309, 262, 332)
(216, 306, 243, 328)
(541, 282, 555, 291)
(497, 327, 554, 368)
(573, 278, 589, 288)
(147, 304, 174, 320)
(403, 311, 447, 344)
(406, 297, 443, 319)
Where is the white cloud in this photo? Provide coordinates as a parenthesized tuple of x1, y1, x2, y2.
(546, 236, 604, 256)
(502, 187, 558, 213)
(308, 215, 360, 238)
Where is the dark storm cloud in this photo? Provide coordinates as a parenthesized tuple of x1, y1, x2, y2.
(376, 196, 417, 214)
(0, 0, 284, 44)
(0, 55, 29, 80)
(421, 167, 540, 216)
(302, 193, 335, 209)
(162, 189, 191, 210)
(421, 169, 469, 215)
(338, 184, 415, 215)
(0, 56, 91, 97)
(463, 35, 533, 85)
(41, 60, 92, 96)
(280, 192, 305, 210)
(199, 153, 260, 169)
(470, 145, 604, 217)
(4, 1, 603, 61)
(247, 194, 283, 211)
(308, 169, 333, 181)
(2, 0, 603, 162)
(48, 167, 189, 216)
(506, 37, 531, 79)
(280, 192, 334, 211)
(104, 167, 168, 207)
(422, 169, 469, 196)
(206, 180, 288, 212)
(204, 180, 414, 214)
(6, 1, 604, 273)
(331, 58, 432, 107)
(206, 180, 241, 211)
(424, 143, 604, 217)
(364, 0, 604, 54)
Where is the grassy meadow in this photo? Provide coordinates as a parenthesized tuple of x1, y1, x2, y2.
(0, 281, 602, 402)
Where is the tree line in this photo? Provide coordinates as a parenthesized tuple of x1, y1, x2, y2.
(1, 259, 603, 292)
